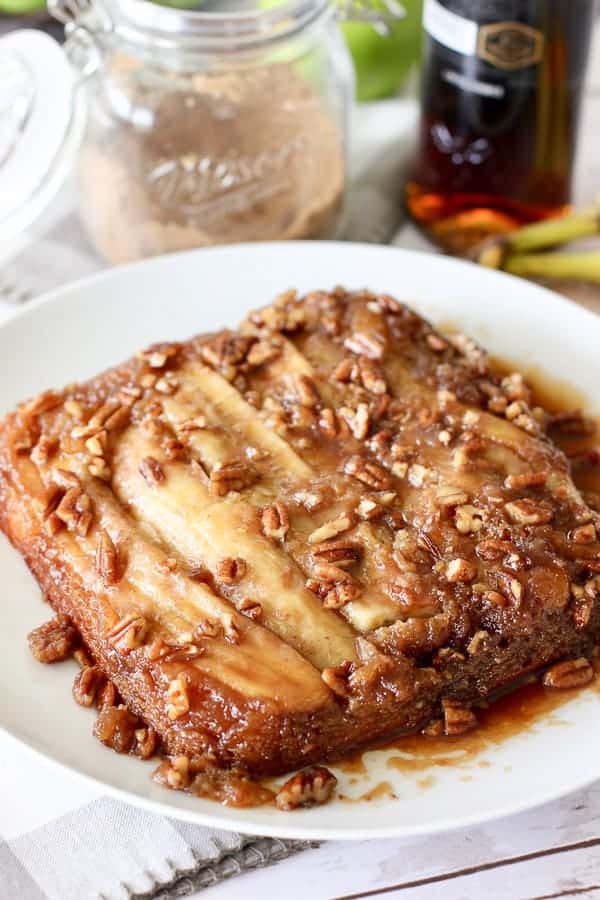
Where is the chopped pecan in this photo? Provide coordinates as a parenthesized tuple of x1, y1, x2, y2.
(73, 666, 105, 707)
(542, 658, 594, 689)
(167, 675, 190, 720)
(94, 705, 140, 753)
(311, 539, 362, 569)
(246, 338, 281, 368)
(343, 455, 390, 490)
(436, 486, 469, 509)
(85, 430, 108, 457)
(64, 399, 85, 420)
(237, 598, 262, 620)
(139, 456, 166, 487)
(321, 660, 355, 697)
(475, 539, 515, 561)
(357, 356, 386, 394)
(261, 502, 290, 540)
(466, 630, 489, 655)
(318, 408, 340, 439)
(30, 435, 58, 466)
(482, 589, 509, 608)
(344, 331, 384, 360)
(504, 471, 548, 490)
(155, 373, 180, 395)
(308, 514, 354, 545)
(217, 556, 247, 584)
(291, 373, 320, 408)
(569, 523, 597, 545)
(455, 504, 484, 535)
(222, 613, 241, 644)
(107, 614, 148, 653)
(276, 766, 337, 811)
(97, 680, 119, 709)
(339, 403, 371, 441)
(95, 530, 120, 586)
(442, 699, 478, 736)
(356, 497, 384, 521)
(505, 498, 553, 526)
(312, 562, 353, 584)
(210, 458, 255, 496)
(133, 726, 159, 760)
(195, 619, 222, 639)
(28, 615, 78, 663)
(154, 755, 191, 790)
(89, 458, 112, 481)
(55, 486, 93, 536)
(24, 390, 62, 418)
(445, 558, 477, 583)
(322, 582, 361, 609)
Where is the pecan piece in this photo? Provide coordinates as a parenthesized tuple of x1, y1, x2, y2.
(311, 539, 362, 568)
(542, 658, 594, 689)
(217, 557, 247, 584)
(321, 660, 355, 697)
(261, 502, 290, 540)
(73, 666, 105, 707)
(291, 373, 320, 408)
(339, 403, 370, 440)
(323, 582, 361, 609)
(107, 614, 148, 653)
(93, 705, 140, 753)
(55, 486, 93, 536)
(95, 530, 120, 586)
(455, 504, 484, 535)
(237, 598, 263, 620)
(167, 675, 190, 720)
(357, 355, 386, 394)
(445, 558, 477, 583)
(28, 615, 78, 663)
(343, 455, 390, 490)
(210, 458, 255, 496)
(569, 523, 597, 545)
(308, 514, 354, 545)
(276, 766, 337, 811)
(133, 726, 159, 760)
(505, 498, 553, 526)
(139, 456, 165, 486)
(442, 699, 478, 736)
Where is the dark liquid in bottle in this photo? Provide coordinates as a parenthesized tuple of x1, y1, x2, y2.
(407, 0, 594, 253)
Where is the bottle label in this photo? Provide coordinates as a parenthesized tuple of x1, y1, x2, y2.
(423, 0, 544, 70)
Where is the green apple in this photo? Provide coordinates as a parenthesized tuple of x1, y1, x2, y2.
(259, 0, 423, 101)
(0, 0, 46, 13)
(343, 0, 423, 101)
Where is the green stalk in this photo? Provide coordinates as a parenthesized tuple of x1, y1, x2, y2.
(507, 207, 600, 253)
(505, 252, 600, 284)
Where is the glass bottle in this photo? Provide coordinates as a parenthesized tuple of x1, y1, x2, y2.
(406, 0, 595, 254)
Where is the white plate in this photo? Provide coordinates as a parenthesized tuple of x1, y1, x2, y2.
(1, 242, 599, 841)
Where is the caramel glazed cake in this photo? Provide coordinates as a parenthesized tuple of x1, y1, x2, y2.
(2, 287, 600, 809)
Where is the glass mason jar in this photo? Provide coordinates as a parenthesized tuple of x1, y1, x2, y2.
(2, 0, 356, 264)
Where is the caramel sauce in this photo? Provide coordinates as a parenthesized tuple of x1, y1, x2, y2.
(339, 780, 398, 804)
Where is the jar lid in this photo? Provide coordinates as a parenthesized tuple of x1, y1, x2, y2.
(0, 30, 84, 242)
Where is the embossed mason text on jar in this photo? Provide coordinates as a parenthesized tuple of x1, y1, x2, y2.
(51, 0, 354, 264)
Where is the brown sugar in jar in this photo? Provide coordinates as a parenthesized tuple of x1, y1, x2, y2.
(71, 1, 353, 264)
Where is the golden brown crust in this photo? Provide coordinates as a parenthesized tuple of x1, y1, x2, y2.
(1, 287, 599, 776)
